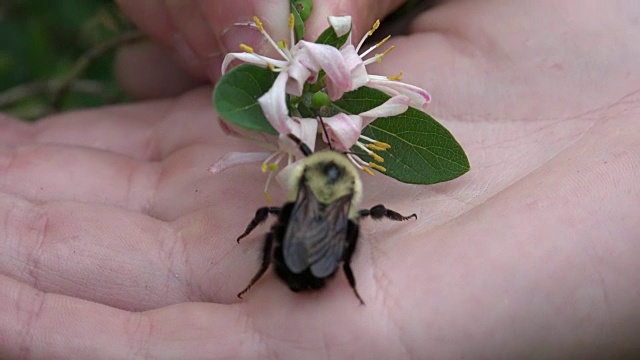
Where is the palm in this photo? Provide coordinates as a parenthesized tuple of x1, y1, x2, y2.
(2, 1, 638, 358)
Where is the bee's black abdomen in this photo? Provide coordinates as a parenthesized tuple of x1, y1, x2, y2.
(273, 248, 330, 291)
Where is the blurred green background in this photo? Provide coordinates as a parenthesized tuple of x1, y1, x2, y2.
(0, 0, 133, 120)
(0, 0, 431, 121)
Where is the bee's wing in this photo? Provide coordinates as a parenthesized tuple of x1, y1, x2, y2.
(283, 183, 351, 277)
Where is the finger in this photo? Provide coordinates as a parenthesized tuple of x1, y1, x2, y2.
(11, 88, 215, 161)
(0, 113, 35, 146)
(0, 185, 267, 308)
(195, 0, 290, 80)
(114, 0, 208, 80)
(0, 142, 160, 210)
(163, 0, 226, 82)
(0, 274, 398, 359)
(115, 40, 205, 100)
(305, 0, 411, 40)
(0, 195, 191, 310)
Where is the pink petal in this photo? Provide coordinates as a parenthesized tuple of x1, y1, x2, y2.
(258, 72, 293, 134)
(322, 113, 363, 151)
(297, 41, 352, 96)
(325, 45, 367, 100)
(208, 152, 270, 174)
(279, 117, 318, 154)
(368, 76, 432, 110)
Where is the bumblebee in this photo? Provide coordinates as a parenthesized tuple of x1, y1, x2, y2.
(236, 134, 416, 304)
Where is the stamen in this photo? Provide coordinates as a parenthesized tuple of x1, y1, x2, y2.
(253, 15, 290, 61)
(368, 19, 380, 36)
(268, 163, 278, 171)
(366, 143, 388, 152)
(387, 72, 403, 81)
(264, 191, 272, 205)
(288, 13, 295, 30)
(289, 13, 296, 47)
(376, 35, 391, 48)
(277, 40, 287, 49)
(362, 166, 375, 176)
(373, 140, 391, 149)
(381, 45, 395, 57)
(369, 162, 386, 172)
(253, 16, 265, 32)
(240, 44, 254, 53)
(370, 152, 384, 163)
(356, 19, 381, 53)
(354, 141, 386, 163)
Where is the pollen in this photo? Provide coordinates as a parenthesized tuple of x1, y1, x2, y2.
(267, 62, 275, 71)
(378, 45, 395, 61)
(375, 35, 391, 48)
(368, 19, 380, 36)
(370, 152, 384, 163)
(261, 163, 268, 173)
(387, 72, 403, 81)
(268, 163, 279, 171)
(362, 166, 375, 176)
(264, 191, 272, 205)
(240, 44, 254, 53)
(366, 143, 387, 152)
(253, 16, 265, 32)
(369, 162, 387, 172)
(288, 13, 295, 29)
(277, 40, 287, 49)
(373, 140, 391, 150)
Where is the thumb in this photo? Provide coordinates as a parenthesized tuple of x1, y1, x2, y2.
(304, 0, 418, 41)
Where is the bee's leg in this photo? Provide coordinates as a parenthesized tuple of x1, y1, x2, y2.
(343, 221, 365, 305)
(237, 207, 281, 242)
(237, 232, 274, 299)
(358, 205, 417, 221)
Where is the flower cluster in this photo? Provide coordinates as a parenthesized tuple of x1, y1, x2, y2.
(212, 15, 431, 201)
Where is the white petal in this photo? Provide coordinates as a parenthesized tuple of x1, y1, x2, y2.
(221, 52, 287, 74)
(359, 95, 409, 119)
(328, 16, 352, 37)
(208, 152, 270, 174)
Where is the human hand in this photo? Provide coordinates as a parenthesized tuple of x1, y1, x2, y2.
(2, 0, 640, 358)
(113, 0, 411, 98)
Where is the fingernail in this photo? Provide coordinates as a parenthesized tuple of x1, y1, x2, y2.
(219, 22, 265, 54)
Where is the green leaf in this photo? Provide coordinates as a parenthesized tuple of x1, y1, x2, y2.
(290, 3, 305, 41)
(315, 24, 351, 48)
(213, 64, 278, 134)
(332, 87, 470, 184)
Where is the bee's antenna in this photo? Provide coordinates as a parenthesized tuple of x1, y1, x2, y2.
(317, 116, 334, 150)
(286, 133, 312, 157)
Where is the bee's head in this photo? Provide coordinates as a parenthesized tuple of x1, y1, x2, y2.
(287, 151, 363, 212)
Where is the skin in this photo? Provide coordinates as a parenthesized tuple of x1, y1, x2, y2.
(1, 0, 640, 358)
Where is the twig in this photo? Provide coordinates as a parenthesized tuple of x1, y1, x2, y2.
(0, 30, 144, 112)
(49, 30, 144, 109)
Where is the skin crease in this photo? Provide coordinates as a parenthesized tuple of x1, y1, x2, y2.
(1, 0, 640, 358)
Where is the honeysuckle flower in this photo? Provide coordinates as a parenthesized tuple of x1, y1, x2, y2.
(222, 15, 353, 100)
(321, 94, 410, 175)
(323, 16, 431, 110)
(214, 14, 435, 194)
